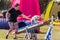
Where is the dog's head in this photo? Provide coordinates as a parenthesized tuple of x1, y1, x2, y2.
(33, 15, 40, 20)
(31, 15, 40, 23)
(31, 15, 40, 21)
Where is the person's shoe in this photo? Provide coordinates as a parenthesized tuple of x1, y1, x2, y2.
(6, 35, 8, 39)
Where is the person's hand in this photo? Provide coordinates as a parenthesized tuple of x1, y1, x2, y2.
(28, 15, 31, 18)
(27, 18, 31, 20)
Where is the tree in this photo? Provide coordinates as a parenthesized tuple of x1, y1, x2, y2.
(0, 0, 4, 10)
(0, 0, 11, 10)
(39, 0, 50, 13)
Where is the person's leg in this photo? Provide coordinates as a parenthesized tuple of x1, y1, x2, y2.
(13, 22, 18, 39)
(6, 22, 14, 39)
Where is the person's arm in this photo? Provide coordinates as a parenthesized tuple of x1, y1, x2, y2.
(6, 12, 9, 22)
(21, 14, 30, 19)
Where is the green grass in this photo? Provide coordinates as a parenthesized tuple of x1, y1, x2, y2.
(0, 25, 60, 40)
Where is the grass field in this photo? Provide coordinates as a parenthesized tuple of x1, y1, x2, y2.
(0, 25, 60, 40)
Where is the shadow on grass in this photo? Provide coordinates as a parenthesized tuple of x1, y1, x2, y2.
(38, 39, 45, 40)
(41, 32, 46, 34)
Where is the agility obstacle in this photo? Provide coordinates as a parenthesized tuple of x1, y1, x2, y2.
(11, 0, 41, 18)
(17, 21, 44, 33)
(44, 0, 54, 20)
(45, 16, 53, 40)
(43, 0, 60, 26)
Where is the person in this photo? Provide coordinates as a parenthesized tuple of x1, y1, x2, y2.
(6, 4, 30, 39)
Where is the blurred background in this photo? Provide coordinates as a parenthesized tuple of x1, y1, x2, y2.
(0, 0, 50, 13)
(0, 0, 60, 40)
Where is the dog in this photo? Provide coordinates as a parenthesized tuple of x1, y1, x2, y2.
(31, 15, 40, 24)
